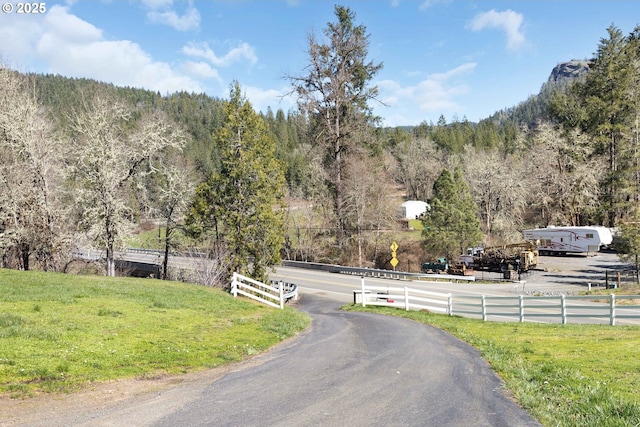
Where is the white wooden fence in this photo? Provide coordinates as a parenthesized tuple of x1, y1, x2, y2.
(356, 279, 640, 326)
(230, 272, 298, 309)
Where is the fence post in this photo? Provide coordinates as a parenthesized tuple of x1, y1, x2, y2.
(561, 295, 566, 324)
(519, 295, 524, 322)
(231, 272, 238, 297)
(361, 277, 366, 307)
(404, 287, 410, 311)
(482, 295, 486, 321)
(279, 281, 284, 310)
(448, 294, 453, 316)
(610, 294, 616, 326)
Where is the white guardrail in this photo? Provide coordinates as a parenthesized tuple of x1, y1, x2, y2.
(281, 260, 475, 282)
(356, 279, 640, 326)
(231, 272, 298, 309)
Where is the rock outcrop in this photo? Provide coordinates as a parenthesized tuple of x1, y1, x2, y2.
(548, 59, 589, 83)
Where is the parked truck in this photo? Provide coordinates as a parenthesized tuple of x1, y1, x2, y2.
(422, 257, 473, 276)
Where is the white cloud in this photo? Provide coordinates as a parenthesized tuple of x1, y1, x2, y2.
(0, 13, 44, 67)
(31, 5, 202, 94)
(469, 9, 525, 51)
(147, 6, 200, 32)
(419, 0, 452, 11)
(242, 85, 296, 114)
(140, 0, 174, 8)
(138, 0, 200, 32)
(181, 61, 223, 83)
(182, 42, 258, 67)
(375, 63, 476, 126)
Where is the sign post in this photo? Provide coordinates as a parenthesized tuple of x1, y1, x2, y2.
(390, 241, 399, 270)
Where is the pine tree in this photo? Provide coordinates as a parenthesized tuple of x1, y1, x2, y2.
(187, 82, 286, 281)
(550, 25, 635, 226)
(287, 5, 382, 249)
(422, 168, 483, 261)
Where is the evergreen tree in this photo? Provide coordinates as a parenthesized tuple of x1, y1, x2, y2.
(616, 216, 640, 274)
(422, 168, 483, 261)
(550, 25, 635, 226)
(287, 5, 382, 249)
(187, 82, 286, 281)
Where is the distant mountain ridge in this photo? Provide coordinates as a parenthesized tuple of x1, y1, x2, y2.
(25, 59, 590, 135)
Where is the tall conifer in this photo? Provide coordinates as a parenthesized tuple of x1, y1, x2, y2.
(422, 168, 482, 261)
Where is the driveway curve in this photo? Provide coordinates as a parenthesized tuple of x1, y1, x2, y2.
(152, 294, 539, 427)
(10, 294, 540, 426)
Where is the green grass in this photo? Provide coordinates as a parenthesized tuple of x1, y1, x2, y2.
(0, 269, 309, 397)
(126, 226, 174, 250)
(343, 304, 640, 427)
(407, 219, 424, 231)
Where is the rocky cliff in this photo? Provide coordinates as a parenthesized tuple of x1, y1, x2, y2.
(547, 59, 590, 83)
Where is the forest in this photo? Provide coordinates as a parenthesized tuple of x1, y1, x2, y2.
(2, 6, 640, 283)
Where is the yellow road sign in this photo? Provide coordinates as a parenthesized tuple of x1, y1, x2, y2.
(390, 257, 399, 268)
(390, 241, 398, 252)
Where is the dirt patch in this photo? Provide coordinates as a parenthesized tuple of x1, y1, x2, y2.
(0, 368, 221, 426)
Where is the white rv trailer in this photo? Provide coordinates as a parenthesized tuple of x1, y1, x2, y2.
(522, 226, 613, 255)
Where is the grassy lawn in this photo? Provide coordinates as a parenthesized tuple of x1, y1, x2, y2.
(0, 269, 309, 397)
(343, 304, 640, 427)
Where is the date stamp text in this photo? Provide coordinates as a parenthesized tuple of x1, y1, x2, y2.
(2, 3, 47, 14)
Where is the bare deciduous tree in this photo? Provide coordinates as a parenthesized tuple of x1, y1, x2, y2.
(395, 137, 443, 202)
(155, 159, 195, 280)
(68, 91, 185, 276)
(343, 155, 398, 267)
(0, 67, 68, 271)
(171, 244, 232, 288)
(461, 146, 528, 241)
(525, 123, 604, 227)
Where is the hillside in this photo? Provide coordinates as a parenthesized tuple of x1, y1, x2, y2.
(488, 59, 590, 129)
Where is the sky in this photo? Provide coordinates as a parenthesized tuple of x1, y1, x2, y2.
(0, 1, 638, 127)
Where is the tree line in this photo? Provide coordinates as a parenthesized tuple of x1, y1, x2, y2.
(2, 6, 640, 282)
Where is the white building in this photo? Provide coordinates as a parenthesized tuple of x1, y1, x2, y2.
(400, 200, 429, 220)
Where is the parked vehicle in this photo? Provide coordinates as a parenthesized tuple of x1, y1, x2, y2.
(522, 226, 613, 255)
(422, 257, 473, 276)
(422, 257, 449, 274)
(460, 242, 538, 275)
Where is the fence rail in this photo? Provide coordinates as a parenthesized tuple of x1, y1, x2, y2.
(231, 272, 298, 309)
(357, 279, 640, 325)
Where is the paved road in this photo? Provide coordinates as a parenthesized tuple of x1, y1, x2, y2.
(151, 294, 539, 427)
(272, 253, 640, 326)
(275, 253, 631, 297)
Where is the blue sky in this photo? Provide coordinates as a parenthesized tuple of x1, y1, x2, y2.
(0, 1, 638, 127)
